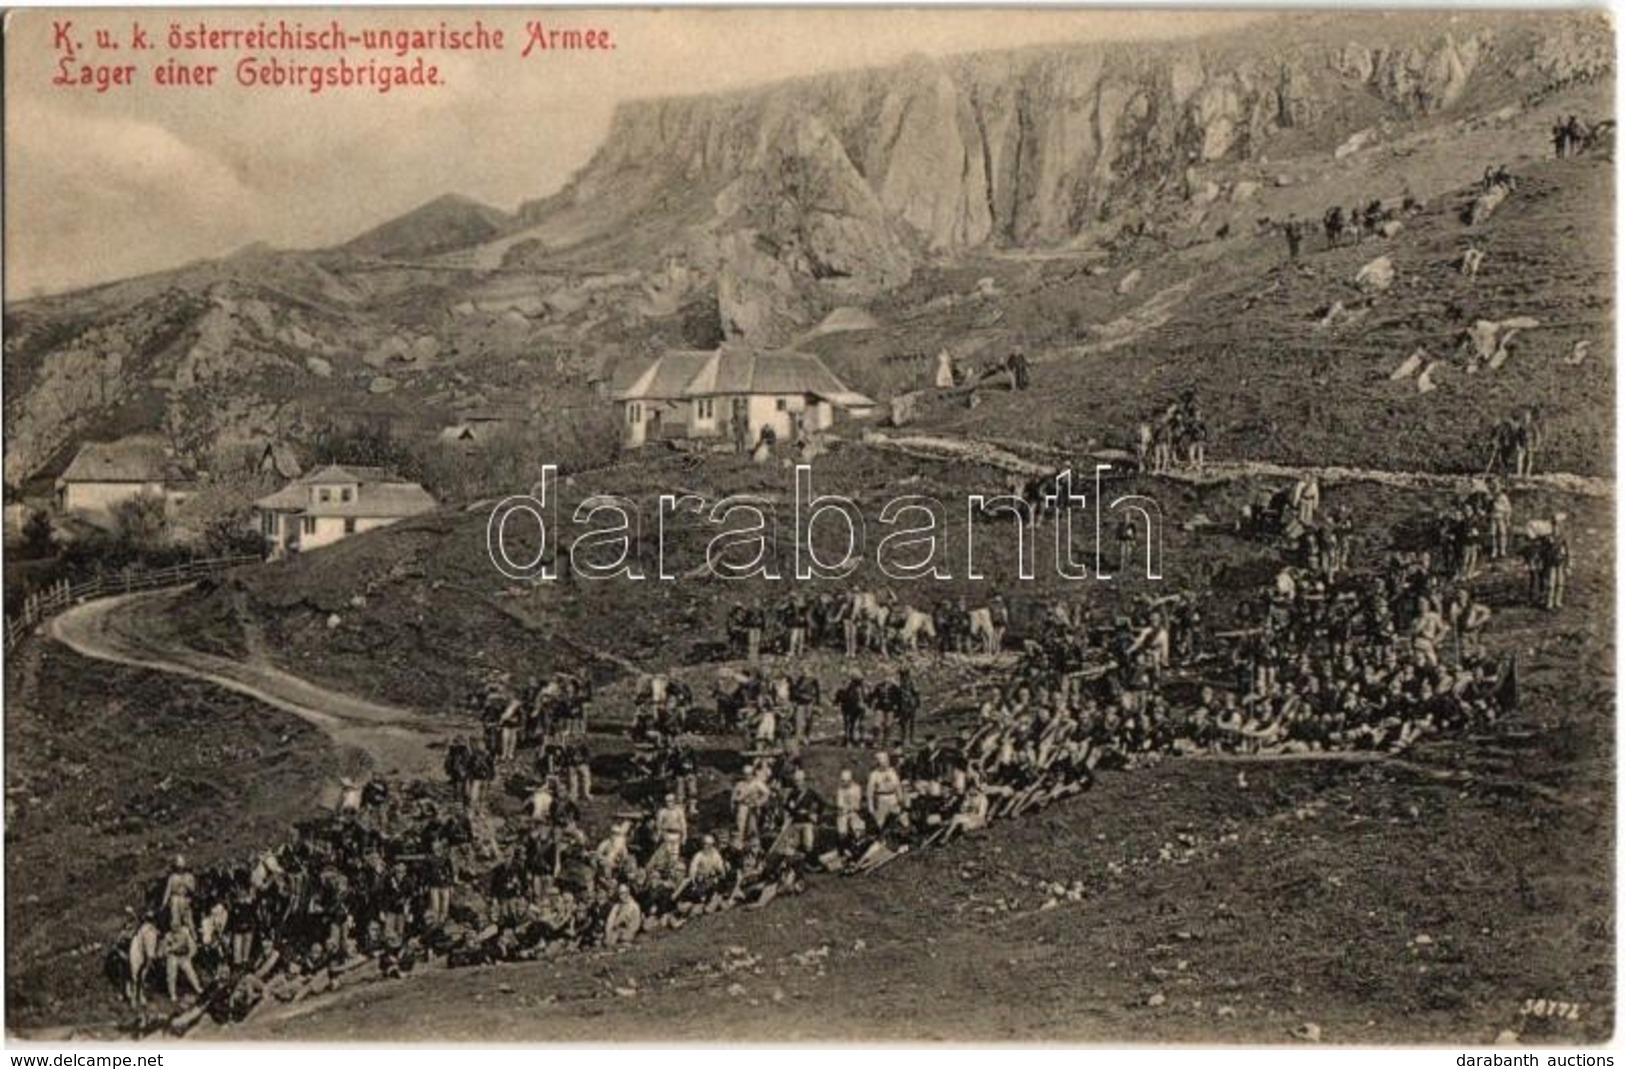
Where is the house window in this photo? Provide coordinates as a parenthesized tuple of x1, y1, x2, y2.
(697, 399, 715, 420)
(776, 398, 788, 411)
(302, 516, 318, 535)
(262, 513, 278, 536)
(626, 403, 641, 424)
(318, 488, 332, 503)
(341, 487, 354, 503)
(344, 518, 357, 535)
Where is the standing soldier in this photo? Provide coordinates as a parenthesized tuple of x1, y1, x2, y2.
(655, 793, 688, 855)
(466, 743, 495, 811)
(837, 670, 868, 747)
(726, 601, 750, 659)
(744, 601, 766, 663)
(160, 920, 202, 1003)
(1284, 215, 1303, 260)
(1544, 516, 1570, 611)
(783, 769, 826, 855)
(160, 855, 198, 938)
(783, 593, 810, 659)
(498, 691, 523, 763)
(1490, 481, 1514, 560)
(865, 752, 903, 832)
(732, 765, 773, 842)
(834, 770, 864, 844)
(445, 736, 472, 807)
(1006, 347, 1031, 391)
(894, 668, 921, 746)
(1292, 474, 1321, 528)
(425, 839, 455, 925)
(790, 671, 821, 745)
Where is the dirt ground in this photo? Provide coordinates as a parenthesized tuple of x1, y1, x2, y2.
(3, 640, 357, 1032)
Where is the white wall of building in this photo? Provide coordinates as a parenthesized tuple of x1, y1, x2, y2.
(61, 481, 164, 517)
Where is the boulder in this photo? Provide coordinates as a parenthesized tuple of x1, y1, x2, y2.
(1230, 180, 1261, 203)
(369, 376, 398, 394)
(1115, 269, 1143, 296)
(1354, 256, 1395, 292)
(305, 356, 333, 378)
(1334, 128, 1378, 159)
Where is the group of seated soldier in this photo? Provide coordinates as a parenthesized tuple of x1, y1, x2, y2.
(112, 494, 1537, 1032)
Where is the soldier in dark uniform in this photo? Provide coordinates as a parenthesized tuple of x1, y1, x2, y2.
(836, 671, 868, 747)
(893, 668, 921, 745)
(782, 769, 826, 855)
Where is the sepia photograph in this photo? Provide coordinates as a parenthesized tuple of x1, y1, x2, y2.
(1, 4, 1616, 1048)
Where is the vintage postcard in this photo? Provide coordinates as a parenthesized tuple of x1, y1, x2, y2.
(1, 6, 1614, 1046)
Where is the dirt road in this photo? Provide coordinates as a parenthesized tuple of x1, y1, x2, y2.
(861, 429, 1614, 498)
(49, 589, 450, 779)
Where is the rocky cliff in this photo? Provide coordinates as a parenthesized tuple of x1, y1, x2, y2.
(527, 11, 1610, 256)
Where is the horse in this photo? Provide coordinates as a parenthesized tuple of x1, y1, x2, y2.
(1322, 206, 1361, 248)
(967, 607, 1003, 655)
(107, 916, 162, 1007)
(892, 607, 937, 654)
(850, 590, 893, 653)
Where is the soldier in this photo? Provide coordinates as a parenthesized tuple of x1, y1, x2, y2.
(726, 601, 750, 658)
(497, 691, 523, 763)
(732, 765, 773, 841)
(836, 670, 868, 746)
(782, 769, 826, 855)
(686, 835, 729, 902)
(527, 776, 558, 824)
(444, 736, 472, 807)
(894, 668, 921, 746)
(834, 770, 864, 843)
(790, 671, 821, 744)
(743, 601, 767, 663)
(564, 736, 592, 801)
(1006, 347, 1031, 391)
(783, 593, 810, 659)
(596, 821, 638, 884)
(1284, 214, 1303, 260)
(425, 839, 455, 925)
(602, 885, 643, 947)
(160, 919, 202, 1003)
(1292, 473, 1321, 527)
(466, 744, 495, 811)
(1114, 514, 1139, 576)
(1544, 516, 1570, 611)
(160, 855, 198, 938)
(866, 751, 903, 831)
(655, 793, 688, 855)
(1490, 481, 1514, 560)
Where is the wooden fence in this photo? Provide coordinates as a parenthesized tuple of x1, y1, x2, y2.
(3, 554, 259, 656)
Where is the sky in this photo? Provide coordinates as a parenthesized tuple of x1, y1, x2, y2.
(3, 7, 1266, 297)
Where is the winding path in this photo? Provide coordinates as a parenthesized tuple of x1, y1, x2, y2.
(49, 589, 450, 779)
(861, 429, 1614, 498)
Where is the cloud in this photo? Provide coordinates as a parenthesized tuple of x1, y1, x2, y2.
(7, 105, 263, 293)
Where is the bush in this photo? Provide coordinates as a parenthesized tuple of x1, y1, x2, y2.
(20, 510, 53, 558)
(110, 494, 169, 553)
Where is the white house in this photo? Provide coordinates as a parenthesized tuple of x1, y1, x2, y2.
(254, 464, 436, 555)
(615, 346, 877, 448)
(55, 437, 194, 522)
